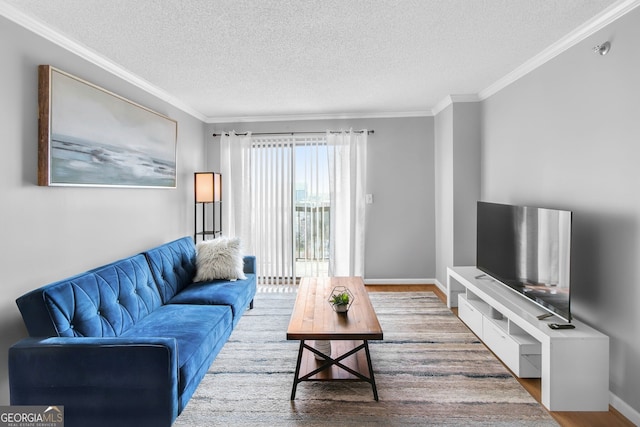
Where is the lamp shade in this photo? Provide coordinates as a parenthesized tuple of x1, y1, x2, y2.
(194, 172, 221, 203)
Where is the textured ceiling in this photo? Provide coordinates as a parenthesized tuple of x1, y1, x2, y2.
(0, 0, 625, 121)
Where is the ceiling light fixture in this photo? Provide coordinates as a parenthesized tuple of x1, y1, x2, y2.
(593, 41, 611, 56)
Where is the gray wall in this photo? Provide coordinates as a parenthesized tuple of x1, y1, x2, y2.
(0, 16, 205, 403)
(482, 7, 640, 416)
(435, 105, 454, 284)
(435, 102, 481, 286)
(206, 117, 436, 282)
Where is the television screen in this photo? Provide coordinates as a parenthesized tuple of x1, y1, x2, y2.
(477, 201, 572, 322)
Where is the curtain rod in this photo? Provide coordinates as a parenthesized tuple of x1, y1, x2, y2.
(211, 130, 374, 137)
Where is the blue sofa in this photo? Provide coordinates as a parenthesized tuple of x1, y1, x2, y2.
(9, 236, 256, 427)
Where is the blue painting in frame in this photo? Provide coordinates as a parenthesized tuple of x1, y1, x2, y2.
(38, 65, 177, 188)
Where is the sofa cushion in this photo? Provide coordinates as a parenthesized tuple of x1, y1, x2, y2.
(20, 254, 162, 338)
(194, 237, 246, 281)
(145, 237, 197, 303)
(168, 274, 257, 327)
(121, 304, 232, 409)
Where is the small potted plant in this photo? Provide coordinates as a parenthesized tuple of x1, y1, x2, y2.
(329, 286, 354, 313)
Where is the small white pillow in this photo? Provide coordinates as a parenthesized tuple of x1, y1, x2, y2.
(194, 237, 246, 282)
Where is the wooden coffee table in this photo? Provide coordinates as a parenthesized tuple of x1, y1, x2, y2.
(286, 276, 383, 400)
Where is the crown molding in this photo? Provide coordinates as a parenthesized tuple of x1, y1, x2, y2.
(0, 1, 206, 122)
(205, 109, 433, 124)
(478, 0, 640, 101)
(431, 94, 481, 115)
(3, 0, 639, 123)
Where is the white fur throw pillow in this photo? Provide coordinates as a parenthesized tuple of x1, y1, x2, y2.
(194, 237, 246, 282)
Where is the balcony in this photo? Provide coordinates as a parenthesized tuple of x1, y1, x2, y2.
(294, 202, 329, 278)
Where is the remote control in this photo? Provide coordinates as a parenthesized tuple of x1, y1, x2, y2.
(537, 312, 554, 320)
(548, 323, 575, 330)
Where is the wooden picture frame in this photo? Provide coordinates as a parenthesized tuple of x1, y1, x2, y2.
(38, 65, 177, 188)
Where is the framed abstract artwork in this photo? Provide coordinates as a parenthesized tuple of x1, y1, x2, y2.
(38, 65, 177, 188)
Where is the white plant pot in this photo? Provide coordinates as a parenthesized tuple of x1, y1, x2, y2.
(314, 340, 331, 360)
(334, 304, 348, 313)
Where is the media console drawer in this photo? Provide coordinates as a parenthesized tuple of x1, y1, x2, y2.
(482, 316, 518, 368)
(458, 293, 540, 378)
(458, 294, 483, 337)
(482, 316, 541, 378)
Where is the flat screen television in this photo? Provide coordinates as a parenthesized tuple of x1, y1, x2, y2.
(476, 201, 572, 322)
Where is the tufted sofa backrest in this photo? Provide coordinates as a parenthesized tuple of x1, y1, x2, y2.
(17, 254, 163, 337)
(144, 236, 197, 303)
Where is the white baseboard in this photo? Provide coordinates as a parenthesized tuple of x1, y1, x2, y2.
(364, 278, 435, 285)
(363, 278, 448, 295)
(610, 392, 640, 425)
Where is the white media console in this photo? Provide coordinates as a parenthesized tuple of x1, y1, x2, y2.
(447, 266, 609, 411)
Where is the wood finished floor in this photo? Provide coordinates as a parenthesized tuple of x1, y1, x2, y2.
(365, 284, 634, 427)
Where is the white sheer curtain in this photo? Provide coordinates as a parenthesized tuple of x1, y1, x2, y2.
(220, 132, 253, 254)
(327, 130, 368, 277)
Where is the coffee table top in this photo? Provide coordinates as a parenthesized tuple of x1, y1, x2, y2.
(286, 276, 383, 341)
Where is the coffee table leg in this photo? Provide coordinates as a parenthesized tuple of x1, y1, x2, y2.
(364, 340, 379, 401)
(291, 340, 305, 400)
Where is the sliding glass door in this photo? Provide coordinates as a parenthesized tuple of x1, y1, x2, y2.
(252, 136, 329, 284)
(294, 140, 330, 279)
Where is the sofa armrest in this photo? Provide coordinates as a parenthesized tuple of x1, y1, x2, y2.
(9, 336, 178, 427)
(243, 255, 256, 274)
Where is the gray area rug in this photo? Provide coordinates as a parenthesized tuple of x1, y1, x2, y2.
(174, 290, 557, 426)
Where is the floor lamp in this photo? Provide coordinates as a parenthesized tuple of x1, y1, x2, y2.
(194, 172, 222, 241)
